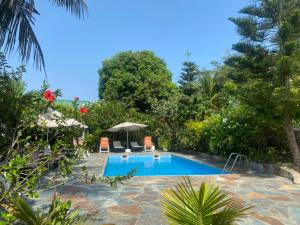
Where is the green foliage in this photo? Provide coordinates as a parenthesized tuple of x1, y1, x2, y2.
(177, 62, 230, 123)
(161, 177, 252, 225)
(0, 56, 120, 224)
(101, 169, 137, 189)
(98, 50, 176, 112)
(226, 0, 300, 168)
(179, 120, 206, 151)
(178, 115, 219, 152)
(207, 106, 289, 162)
(158, 137, 172, 151)
(178, 60, 200, 96)
(1, 193, 89, 225)
(178, 103, 290, 163)
(150, 96, 180, 148)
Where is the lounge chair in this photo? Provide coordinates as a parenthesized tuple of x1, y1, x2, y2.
(130, 141, 143, 152)
(99, 137, 110, 153)
(113, 141, 125, 152)
(144, 136, 155, 152)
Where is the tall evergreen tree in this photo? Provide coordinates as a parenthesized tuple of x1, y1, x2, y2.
(178, 52, 200, 96)
(226, 0, 300, 170)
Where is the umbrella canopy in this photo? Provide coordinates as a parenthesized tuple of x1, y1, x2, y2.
(37, 109, 64, 128)
(107, 122, 147, 132)
(37, 108, 88, 142)
(64, 118, 88, 129)
(107, 122, 147, 149)
(37, 108, 88, 129)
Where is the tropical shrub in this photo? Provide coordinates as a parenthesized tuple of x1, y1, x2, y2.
(161, 177, 252, 225)
(178, 120, 206, 151)
(177, 103, 290, 163)
(158, 137, 172, 151)
(178, 115, 220, 152)
(1, 193, 88, 225)
(0, 58, 136, 224)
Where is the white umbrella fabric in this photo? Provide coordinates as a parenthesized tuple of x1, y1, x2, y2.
(107, 122, 147, 149)
(37, 108, 88, 141)
(37, 109, 64, 128)
(64, 118, 88, 129)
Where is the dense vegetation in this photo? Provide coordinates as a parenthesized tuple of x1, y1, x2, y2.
(93, 0, 300, 169)
(1, 0, 300, 223)
(2, 1, 298, 168)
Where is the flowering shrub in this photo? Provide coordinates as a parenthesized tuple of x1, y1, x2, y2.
(79, 106, 88, 115)
(43, 90, 55, 102)
(0, 59, 135, 224)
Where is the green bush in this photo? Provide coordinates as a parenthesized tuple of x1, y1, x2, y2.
(178, 104, 290, 163)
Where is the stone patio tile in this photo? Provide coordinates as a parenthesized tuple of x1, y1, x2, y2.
(251, 212, 285, 225)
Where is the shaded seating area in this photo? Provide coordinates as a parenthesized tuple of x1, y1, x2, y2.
(37, 108, 89, 159)
(107, 122, 147, 152)
(130, 142, 143, 152)
(99, 136, 156, 153)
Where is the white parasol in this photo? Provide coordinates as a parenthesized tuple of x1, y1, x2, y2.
(107, 122, 147, 149)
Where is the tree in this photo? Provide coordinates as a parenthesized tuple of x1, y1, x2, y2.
(178, 63, 229, 122)
(0, 52, 28, 155)
(98, 51, 176, 112)
(0, 0, 88, 70)
(178, 53, 200, 96)
(226, 0, 300, 170)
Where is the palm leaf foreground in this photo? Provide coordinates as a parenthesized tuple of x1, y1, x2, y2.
(161, 177, 252, 225)
(0, 0, 88, 70)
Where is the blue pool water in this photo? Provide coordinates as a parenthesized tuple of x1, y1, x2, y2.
(104, 154, 226, 176)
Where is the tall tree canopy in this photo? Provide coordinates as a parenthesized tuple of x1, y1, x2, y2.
(98, 50, 176, 112)
(178, 59, 200, 96)
(0, 0, 88, 70)
(226, 0, 300, 170)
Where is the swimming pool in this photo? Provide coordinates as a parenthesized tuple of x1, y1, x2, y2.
(103, 154, 227, 176)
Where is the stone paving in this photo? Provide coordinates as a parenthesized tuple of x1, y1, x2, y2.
(33, 153, 300, 225)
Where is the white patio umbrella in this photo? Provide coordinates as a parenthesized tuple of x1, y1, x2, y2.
(37, 108, 88, 141)
(107, 122, 147, 149)
(37, 109, 64, 128)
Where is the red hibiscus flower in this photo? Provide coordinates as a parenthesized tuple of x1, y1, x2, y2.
(43, 90, 55, 102)
(79, 107, 88, 115)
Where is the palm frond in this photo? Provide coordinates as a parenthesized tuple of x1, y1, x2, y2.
(50, 0, 88, 18)
(0, 0, 88, 71)
(211, 199, 253, 225)
(2, 196, 43, 225)
(0, 0, 45, 70)
(161, 177, 252, 225)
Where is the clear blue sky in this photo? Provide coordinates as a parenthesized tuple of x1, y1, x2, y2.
(7, 0, 249, 101)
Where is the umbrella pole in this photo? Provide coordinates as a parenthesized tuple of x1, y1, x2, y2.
(127, 130, 129, 149)
(47, 129, 49, 142)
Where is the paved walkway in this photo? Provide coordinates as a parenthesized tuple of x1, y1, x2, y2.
(33, 153, 300, 225)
